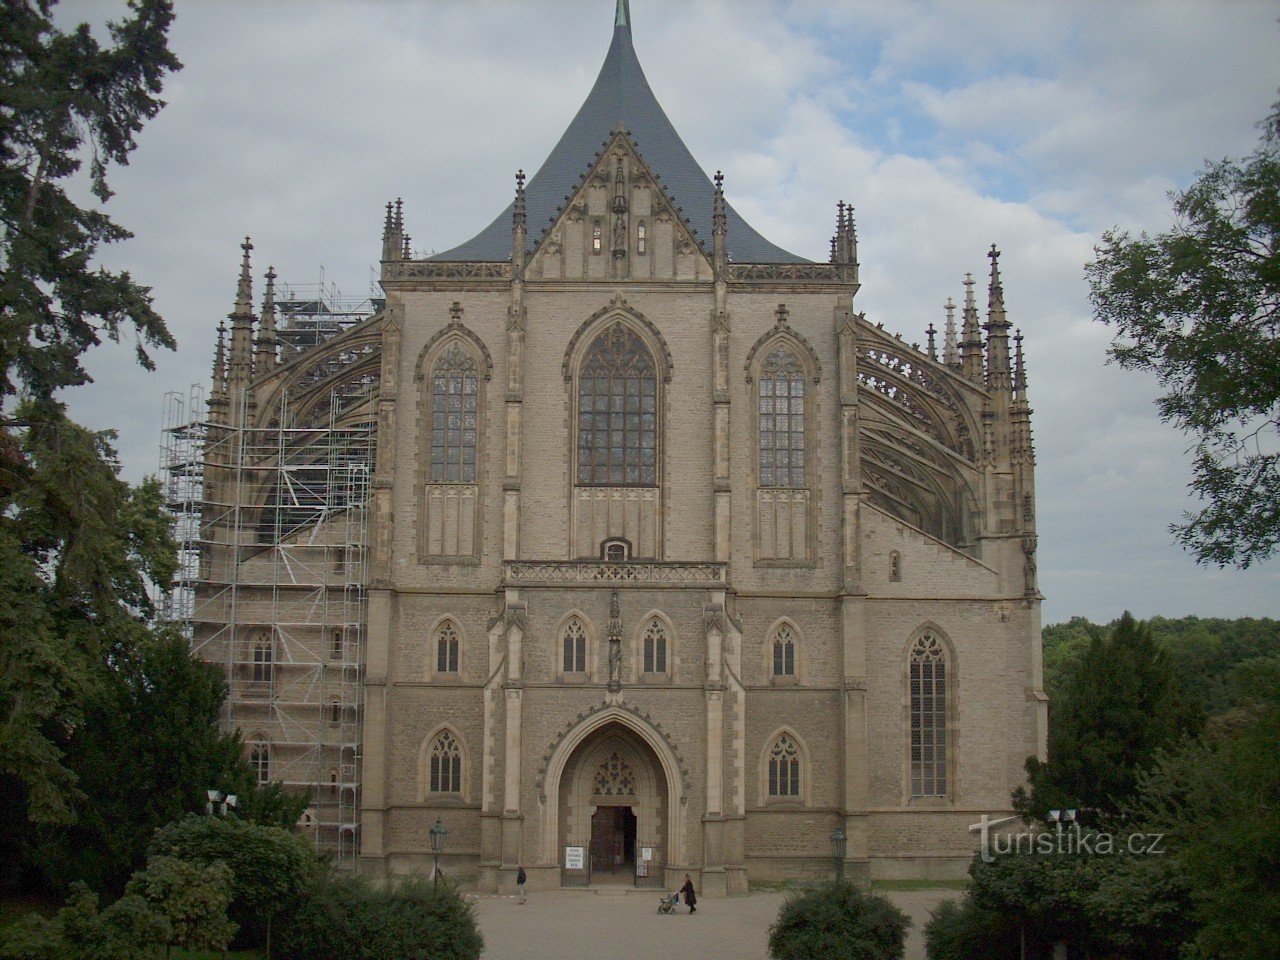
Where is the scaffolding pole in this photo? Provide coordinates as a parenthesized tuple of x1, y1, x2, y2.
(157, 379, 373, 868)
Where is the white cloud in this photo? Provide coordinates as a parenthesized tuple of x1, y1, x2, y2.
(59, 0, 1280, 625)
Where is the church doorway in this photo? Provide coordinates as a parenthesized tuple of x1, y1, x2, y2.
(558, 721, 667, 884)
(590, 805, 636, 874)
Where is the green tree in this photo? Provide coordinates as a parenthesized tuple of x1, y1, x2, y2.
(1017, 612, 1200, 822)
(0, 0, 181, 832)
(1088, 98, 1280, 567)
(23, 630, 306, 896)
(149, 814, 321, 952)
(0, 0, 180, 402)
(767, 882, 909, 960)
(126, 856, 237, 959)
(1132, 702, 1280, 960)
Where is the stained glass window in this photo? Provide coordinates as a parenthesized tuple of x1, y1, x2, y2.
(563, 617, 587, 673)
(910, 633, 948, 797)
(429, 730, 462, 794)
(429, 344, 479, 483)
(768, 734, 800, 798)
(772, 624, 796, 677)
(643, 617, 668, 674)
(437, 620, 459, 674)
(759, 347, 806, 487)
(577, 323, 657, 486)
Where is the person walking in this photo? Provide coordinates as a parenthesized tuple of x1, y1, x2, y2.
(517, 864, 527, 904)
(680, 873, 697, 914)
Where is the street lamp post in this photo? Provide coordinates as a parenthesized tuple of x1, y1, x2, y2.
(830, 826, 847, 883)
(429, 818, 447, 888)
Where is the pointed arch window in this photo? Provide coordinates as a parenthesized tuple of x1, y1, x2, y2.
(429, 343, 479, 483)
(577, 323, 657, 486)
(759, 346, 806, 487)
(428, 730, 463, 794)
(251, 635, 274, 683)
(772, 623, 797, 678)
(563, 617, 588, 674)
(642, 617, 668, 674)
(250, 743, 270, 784)
(436, 620, 460, 674)
(767, 734, 801, 798)
(910, 632, 949, 797)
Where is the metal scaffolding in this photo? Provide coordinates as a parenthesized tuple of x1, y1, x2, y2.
(158, 376, 374, 866)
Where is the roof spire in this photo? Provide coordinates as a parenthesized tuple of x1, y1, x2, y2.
(255, 265, 279, 371)
(233, 237, 253, 317)
(984, 244, 1012, 394)
(926, 322, 937, 361)
(942, 296, 959, 368)
(615, 0, 630, 31)
(960, 272, 984, 383)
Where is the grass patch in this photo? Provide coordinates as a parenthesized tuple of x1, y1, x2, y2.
(871, 878, 970, 892)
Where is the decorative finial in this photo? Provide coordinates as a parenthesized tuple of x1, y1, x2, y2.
(449, 301, 463, 324)
(1014, 328, 1026, 393)
(712, 170, 726, 237)
(383, 202, 394, 239)
(926, 323, 937, 360)
(394, 197, 404, 233)
(615, 0, 630, 30)
(402, 233, 411, 259)
(775, 303, 789, 326)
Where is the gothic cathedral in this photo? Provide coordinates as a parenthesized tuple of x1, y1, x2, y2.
(192, 1, 1046, 895)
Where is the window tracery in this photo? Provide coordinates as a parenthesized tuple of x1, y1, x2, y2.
(767, 734, 800, 798)
(642, 617, 668, 674)
(772, 623, 797, 678)
(251, 635, 274, 683)
(250, 743, 269, 784)
(429, 730, 463, 794)
(429, 344, 479, 483)
(563, 617, 588, 674)
(592, 751, 636, 796)
(910, 632, 948, 797)
(759, 347, 806, 487)
(577, 323, 657, 486)
(436, 620, 460, 674)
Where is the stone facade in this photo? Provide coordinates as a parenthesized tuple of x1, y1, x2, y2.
(196, 2, 1046, 893)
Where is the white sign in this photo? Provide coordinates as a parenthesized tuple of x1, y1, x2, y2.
(564, 846, 585, 870)
(641, 847, 653, 861)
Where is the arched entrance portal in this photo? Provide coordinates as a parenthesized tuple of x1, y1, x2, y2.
(558, 722, 668, 881)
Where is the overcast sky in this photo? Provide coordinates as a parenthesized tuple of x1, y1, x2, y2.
(63, 0, 1280, 625)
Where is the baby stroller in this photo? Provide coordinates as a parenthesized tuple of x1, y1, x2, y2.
(657, 891, 680, 914)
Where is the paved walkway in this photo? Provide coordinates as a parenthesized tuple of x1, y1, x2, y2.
(472, 886, 960, 960)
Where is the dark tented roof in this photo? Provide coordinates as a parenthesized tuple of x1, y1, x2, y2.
(431, 5, 807, 264)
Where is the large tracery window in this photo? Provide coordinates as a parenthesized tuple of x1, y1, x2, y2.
(910, 632, 949, 797)
(767, 733, 801, 798)
(759, 346, 806, 487)
(429, 344, 479, 483)
(249, 742, 270, 784)
(577, 323, 657, 486)
(429, 730, 463, 794)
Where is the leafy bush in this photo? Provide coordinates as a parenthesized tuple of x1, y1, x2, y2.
(767, 882, 908, 960)
(148, 814, 320, 948)
(0, 883, 169, 960)
(274, 874, 482, 960)
(923, 897, 1021, 960)
(125, 856, 236, 956)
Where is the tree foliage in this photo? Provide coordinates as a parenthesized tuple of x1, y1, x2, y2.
(125, 856, 236, 957)
(1088, 98, 1280, 567)
(0, 0, 180, 402)
(1017, 613, 1200, 822)
(767, 882, 908, 960)
(148, 814, 321, 950)
(0, 882, 170, 960)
